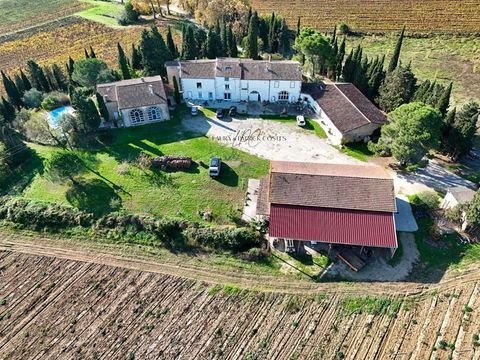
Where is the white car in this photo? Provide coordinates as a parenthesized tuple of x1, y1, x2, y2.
(296, 115, 306, 127)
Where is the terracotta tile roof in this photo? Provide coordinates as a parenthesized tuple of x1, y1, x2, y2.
(166, 58, 302, 81)
(97, 76, 167, 110)
(270, 204, 398, 248)
(256, 177, 271, 216)
(268, 161, 396, 213)
(302, 83, 387, 134)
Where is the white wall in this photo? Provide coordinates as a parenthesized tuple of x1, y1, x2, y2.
(181, 79, 216, 101)
(269, 80, 301, 102)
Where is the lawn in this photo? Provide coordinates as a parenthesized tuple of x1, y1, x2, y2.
(346, 34, 480, 106)
(76, 0, 125, 27)
(338, 142, 374, 162)
(21, 110, 269, 224)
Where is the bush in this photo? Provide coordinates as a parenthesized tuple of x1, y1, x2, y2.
(337, 23, 351, 35)
(409, 191, 440, 210)
(22, 88, 44, 109)
(186, 226, 260, 252)
(41, 92, 69, 111)
(238, 247, 269, 262)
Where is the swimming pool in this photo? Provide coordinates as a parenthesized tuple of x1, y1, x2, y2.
(49, 106, 74, 128)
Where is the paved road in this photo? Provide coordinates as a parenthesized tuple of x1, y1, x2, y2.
(394, 195, 419, 232)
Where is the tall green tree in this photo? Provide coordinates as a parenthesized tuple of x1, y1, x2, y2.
(295, 27, 335, 77)
(413, 79, 431, 102)
(131, 44, 142, 70)
(246, 11, 259, 59)
(443, 101, 479, 160)
(172, 75, 181, 104)
(205, 28, 218, 59)
(95, 92, 110, 120)
(335, 37, 346, 78)
(296, 16, 301, 37)
(67, 57, 75, 79)
(27, 60, 50, 92)
(387, 26, 405, 73)
(13, 74, 25, 96)
(377, 64, 416, 112)
(52, 64, 67, 92)
(71, 58, 109, 87)
(466, 191, 480, 232)
(0, 97, 16, 123)
(1, 71, 23, 108)
(117, 43, 131, 80)
(139, 27, 171, 76)
(226, 24, 237, 57)
(166, 26, 177, 59)
(369, 102, 442, 166)
(268, 12, 277, 53)
(84, 48, 90, 59)
(124, 0, 140, 23)
(45, 151, 84, 185)
(220, 20, 228, 56)
(76, 97, 101, 131)
(181, 25, 198, 60)
(435, 82, 453, 116)
(89, 46, 96, 59)
(278, 19, 290, 57)
(20, 70, 32, 91)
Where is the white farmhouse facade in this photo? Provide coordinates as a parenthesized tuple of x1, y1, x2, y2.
(301, 83, 388, 145)
(166, 58, 302, 103)
(97, 76, 170, 128)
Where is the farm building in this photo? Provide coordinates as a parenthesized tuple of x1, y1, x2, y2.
(165, 58, 302, 103)
(301, 83, 387, 145)
(441, 186, 476, 210)
(257, 161, 398, 271)
(96, 76, 170, 127)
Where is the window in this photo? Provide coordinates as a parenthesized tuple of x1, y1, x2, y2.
(147, 106, 161, 121)
(224, 66, 232, 71)
(208, 92, 213, 100)
(225, 84, 230, 90)
(274, 81, 279, 88)
(129, 108, 144, 124)
(198, 91, 203, 99)
(196, 82, 202, 89)
(278, 91, 289, 102)
(225, 77, 230, 82)
(290, 81, 296, 88)
(224, 93, 231, 100)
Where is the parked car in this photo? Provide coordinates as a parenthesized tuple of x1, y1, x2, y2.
(296, 115, 306, 127)
(216, 108, 224, 119)
(209, 157, 222, 177)
(191, 106, 198, 116)
(228, 106, 237, 117)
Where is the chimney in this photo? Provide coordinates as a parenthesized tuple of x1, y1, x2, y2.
(148, 84, 154, 95)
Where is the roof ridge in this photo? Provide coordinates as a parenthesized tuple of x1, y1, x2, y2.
(275, 171, 392, 180)
(333, 83, 372, 124)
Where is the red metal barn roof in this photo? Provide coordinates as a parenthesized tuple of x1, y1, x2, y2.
(269, 204, 397, 249)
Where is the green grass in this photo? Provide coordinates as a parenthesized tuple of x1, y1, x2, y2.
(261, 116, 327, 139)
(338, 142, 374, 162)
(339, 296, 393, 315)
(76, 0, 125, 27)
(20, 108, 269, 224)
(346, 34, 480, 106)
(274, 251, 330, 279)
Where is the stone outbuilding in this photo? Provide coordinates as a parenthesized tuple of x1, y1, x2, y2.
(96, 76, 170, 127)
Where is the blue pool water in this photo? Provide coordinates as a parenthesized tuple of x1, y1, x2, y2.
(49, 106, 73, 128)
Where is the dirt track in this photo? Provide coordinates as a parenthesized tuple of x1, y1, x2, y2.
(2, 233, 480, 359)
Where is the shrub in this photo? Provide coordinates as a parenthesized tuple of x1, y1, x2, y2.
(409, 191, 440, 210)
(41, 96, 60, 111)
(186, 226, 260, 252)
(337, 23, 351, 35)
(238, 247, 269, 262)
(22, 88, 44, 109)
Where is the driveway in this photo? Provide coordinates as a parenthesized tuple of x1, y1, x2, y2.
(182, 115, 362, 165)
(395, 195, 418, 232)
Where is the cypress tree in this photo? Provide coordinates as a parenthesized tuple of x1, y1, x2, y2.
(67, 57, 75, 78)
(246, 11, 259, 59)
(296, 16, 301, 37)
(13, 73, 25, 96)
(89, 46, 96, 58)
(342, 50, 355, 82)
(278, 19, 290, 58)
(77, 97, 101, 131)
(413, 79, 431, 102)
(268, 12, 276, 53)
(205, 28, 217, 59)
(44, 67, 57, 91)
(435, 82, 453, 116)
(440, 107, 456, 151)
(84, 48, 90, 59)
(95, 92, 110, 120)
(20, 70, 32, 91)
(336, 37, 346, 79)
(387, 26, 405, 73)
(331, 24, 337, 45)
(230, 35, 238, 58)
(182, 25, 197, 60)
(52, 64, 67, 92)
(1, 97, 16, 123)
(140, 27, 172, 76)
(27, 60, 50, 92)
(1, 71, 22, 108)
(131, 44, 142, 70)
(117, 43, 131, 80)
(220, 20, 228, 56)
(226, 24, 234, 57)
(166, 26, 177, 59)
(172, 75, 181, 104)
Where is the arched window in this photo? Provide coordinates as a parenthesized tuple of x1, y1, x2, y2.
(129, 108, 144, 124)
(147, 106, 161, 121)
(278, 91, 289, 102)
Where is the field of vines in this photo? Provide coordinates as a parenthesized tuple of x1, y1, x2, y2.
(2, 250, 480, 359)
(0, 17, 144, 77)
(251, 0, 480, 33)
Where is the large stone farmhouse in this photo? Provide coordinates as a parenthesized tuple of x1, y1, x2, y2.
(96, 76, 170, 127)
(257, 161, 397, 270)
(301, 83, 388, 145)
(165, 58, 303, 103)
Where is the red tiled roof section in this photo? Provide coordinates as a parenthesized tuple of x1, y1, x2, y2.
(256, 177, 271, 216)
(302, 83, 387, 134)
(270, 204, 398, 248)
(336, 83, 387, 125)
(269, 161, 396, 213)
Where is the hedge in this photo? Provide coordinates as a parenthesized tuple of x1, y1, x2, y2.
(0, 196, 259, 252)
